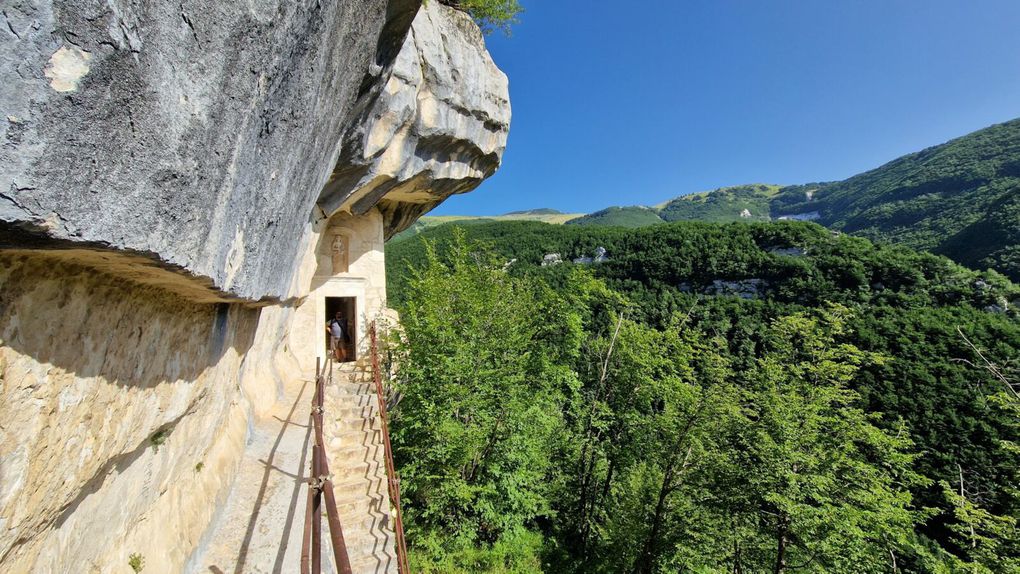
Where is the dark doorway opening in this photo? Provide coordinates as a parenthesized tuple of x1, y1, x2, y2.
(325, 296, 356, 363)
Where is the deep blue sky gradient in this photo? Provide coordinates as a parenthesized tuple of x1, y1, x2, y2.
(433, 0, 1020, 215)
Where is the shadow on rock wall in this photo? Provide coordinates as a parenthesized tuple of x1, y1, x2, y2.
(0, 251, 260, 569)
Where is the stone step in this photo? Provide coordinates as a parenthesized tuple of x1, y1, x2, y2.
(329, 383, 376, 396)
(329, 459, 383, 482)
(333, 490, 386, 516)
(326, 393, 376, 409)
(349, 551, 395, 574)
(335, 368, 373, 376)
(323, 514, 392, 557)
(333, 404, 380, 420)
(337, 515, 394, 551)
(344, 535, 396, 570)
(331, 427, 383, 446)
(321, 362, 397, 573)
(330, 415, 381, 433)
(329, 442, 383, 462)
(324, 454, 381, 479)
(333, 475, 387, 503)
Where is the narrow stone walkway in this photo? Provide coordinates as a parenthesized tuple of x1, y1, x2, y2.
(188, 378, 321, 574)
(186, 363, 397, 574)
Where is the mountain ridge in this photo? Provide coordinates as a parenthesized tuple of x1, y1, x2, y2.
(407, 117, 1020, 279)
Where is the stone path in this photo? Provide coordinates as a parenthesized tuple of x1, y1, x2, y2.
(188, 363, 397, 574)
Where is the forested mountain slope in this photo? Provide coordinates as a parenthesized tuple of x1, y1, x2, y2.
(776, 117, 1020, 281)
(386, 220, 1020, 572)
(564, 118, 1020, 280)
(658, 183, 779, 222)
(564, 205, 666, 227)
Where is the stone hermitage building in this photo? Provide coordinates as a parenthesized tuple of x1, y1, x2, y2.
(0, 1, 509, 572)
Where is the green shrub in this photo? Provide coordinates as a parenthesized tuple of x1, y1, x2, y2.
(149, 428, 171, 453)
(441, 0, 522, 35)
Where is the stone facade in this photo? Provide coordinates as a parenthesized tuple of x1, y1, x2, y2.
(290, 208, 390, 370)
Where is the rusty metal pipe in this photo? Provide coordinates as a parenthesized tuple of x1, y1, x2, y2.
(301, 477, 314, 574)
(312, 432, 322, 574)
(302, 346, 355, 573)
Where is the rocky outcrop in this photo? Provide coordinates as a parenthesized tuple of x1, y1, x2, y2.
(0, 1, 510, 572)
(0, 253, 260, 572)
(0, 0, 508, 300)
(319, 0, 511, 240)
(678, 279, 768, 299)
(0, 0, 420, 302)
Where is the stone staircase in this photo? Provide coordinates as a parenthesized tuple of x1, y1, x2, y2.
(323, 360, 398, 574)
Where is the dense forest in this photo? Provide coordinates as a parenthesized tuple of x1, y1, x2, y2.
(566, 205, 666, 228)
(383, 220, 1020, 572)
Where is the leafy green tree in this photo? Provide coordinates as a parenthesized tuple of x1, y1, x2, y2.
(728, 306, 927, 573)
(930, 336, 1020, 573)
(386, 220, 1020, 570)
(390, 232, 581, 571)
(440, 0, 522, 35)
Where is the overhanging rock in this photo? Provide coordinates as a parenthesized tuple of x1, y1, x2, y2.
(1, 0, 420, 302)
(318, 0, 511, 240)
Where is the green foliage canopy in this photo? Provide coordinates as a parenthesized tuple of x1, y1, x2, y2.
(441, 0, 522, 35)
(386, 219, 1020, 571)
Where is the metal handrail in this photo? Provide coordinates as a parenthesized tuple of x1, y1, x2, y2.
(301, 356, 354, 574)
(369, 322, 411, 574)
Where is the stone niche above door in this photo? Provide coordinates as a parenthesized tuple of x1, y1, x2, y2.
(314, 209, 385, 282)
(328, 230, 350, 275)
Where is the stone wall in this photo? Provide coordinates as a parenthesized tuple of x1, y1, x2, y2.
(0, 253, 266, 572)
(289, 208, 390, 369)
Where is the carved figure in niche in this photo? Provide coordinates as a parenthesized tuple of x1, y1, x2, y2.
(330, 233, 349, 274)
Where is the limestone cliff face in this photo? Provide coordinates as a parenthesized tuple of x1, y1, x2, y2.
(0, 1, 509, 571)
(0, 0, 419, 302)
(320, 0, 511, 239)
(0, 254, 260, 572)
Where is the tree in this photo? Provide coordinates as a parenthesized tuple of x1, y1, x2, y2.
(933, 332, 1020, 572)
(728, 305, 927, 573)
(440, 0, 523, 35)
(390, 232, 581, 571)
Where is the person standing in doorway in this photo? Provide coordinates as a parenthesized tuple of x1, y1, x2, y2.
(326, 310, 348, 362)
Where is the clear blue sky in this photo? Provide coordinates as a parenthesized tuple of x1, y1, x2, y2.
(432, 0, 1020, 216)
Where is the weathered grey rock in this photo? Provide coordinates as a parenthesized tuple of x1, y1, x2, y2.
(0, 0, 421, 302)
(542, 253, 563, 266)
(573, 246, 608, 264)
(705, 278, 767, 299)
(768, 246, 806, 257)
(985, 296, 1010, 314)
(319, 0, 511, 239)
(777, 211, 821, 221)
